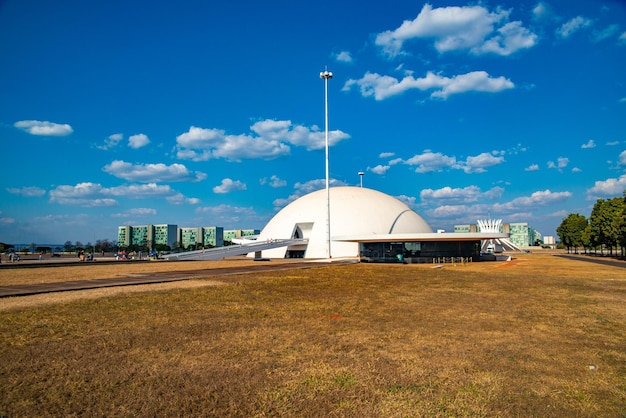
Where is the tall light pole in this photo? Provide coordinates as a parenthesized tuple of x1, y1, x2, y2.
(358, 171, 364, 188)
(320, 69, 333, 259)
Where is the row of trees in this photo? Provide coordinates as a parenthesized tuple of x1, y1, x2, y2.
(557, 193, 626, 256)
(63, 239, 117, 253)
(115, 241, 230, 254)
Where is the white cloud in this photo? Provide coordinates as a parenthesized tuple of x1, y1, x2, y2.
(462, 151, 505, 173)
(97, 133, 123, 150)
(557, 16, 592, 39)
(396, 195, 416, 207)
(251, 119, 335, 150)
(196, 204, 255, 217)
(525, 163, 539, 171)
(344, 70, 514, 100)
(581, 139, 596, 149)
(405, 151, 458, 173)
(49, 182, 196, 206)
(619, 32, 626, 44)
(0, 215, 15, 225)
(272, 178, 347, 209)
(572, 167, 582, 173)
(176, 126, 224, 149)
(111, 208, 157, 218)
(128, 133, 150, 149)
(368, 165, 390, 175)
(195, 204, 258, 228)
(618, 150, 626, 166)
(428, 204, 486, 218)
(108, 183, 175, 198)
(472, 21, 538, 56)
(213, 178, 247, 194)
(593, 24, 620, 42)
(403, 150, 504, 174)
(493, 189, 572, 212)
(420, 185, 504, 204)
(586, 174, 626, 199)
(532, 2, 553, 22)
(166, 193, 201, 205)
(260, 175, 287, 188)
(6, 186, 46, 197)
(379, 152, 395, 158)
(375, 3, 536, 57)
(14, 120, 73, 136)
(176, 120, 350, 162)
(334, 51, 353, 63)
(49, 183, 118, 207)
(128, 208, 157, 216)
(547, 157, 569, 171)
(103, 160, 206, 182)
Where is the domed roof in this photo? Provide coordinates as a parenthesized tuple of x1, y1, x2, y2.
(257, 186, 432, 259)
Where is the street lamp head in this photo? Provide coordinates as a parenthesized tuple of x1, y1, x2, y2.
(320, 70, 333, 80)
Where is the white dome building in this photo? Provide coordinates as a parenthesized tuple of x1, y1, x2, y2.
(255, 186, 433, 259)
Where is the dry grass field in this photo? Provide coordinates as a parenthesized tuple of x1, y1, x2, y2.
(0, 254, 625, 417)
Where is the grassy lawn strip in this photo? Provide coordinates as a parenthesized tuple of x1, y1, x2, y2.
(0, 254, 624, 416)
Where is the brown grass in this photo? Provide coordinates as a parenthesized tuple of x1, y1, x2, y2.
(0, 254, 625, 417)
(0, 258, 257, 286)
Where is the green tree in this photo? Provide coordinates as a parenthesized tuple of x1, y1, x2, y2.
(154, 244, 170, 252)
(589, 197, 624, 256)
(556, 213, 588, 253)
(581, 223, 593, 254)
(95, 239, 112, 253)
(620, 191, 626, 257)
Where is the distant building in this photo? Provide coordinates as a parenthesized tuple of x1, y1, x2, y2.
(509, 222, 542, 248)
(454, 224, 477, 233)
(117, 224, 177, 250)
(543, 235, 556, 248)
(118, 224, 227, 250)
(454, 221, 542, 248)
(153, 224, 178, 248)
(224, 229, 260, 243)
(179, 226, 224, 249)
(118, 226, 131, 247)
(179, 227, 202, 250)
(201, 226, 224, 248)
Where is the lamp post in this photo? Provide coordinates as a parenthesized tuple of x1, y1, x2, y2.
(358, 171, 364, 188)
(320, 69, 333, 259)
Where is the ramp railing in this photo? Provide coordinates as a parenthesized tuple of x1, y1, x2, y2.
(161, 239, 307, 261)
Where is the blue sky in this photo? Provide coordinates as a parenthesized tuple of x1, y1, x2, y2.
(1, 0, 625, 245)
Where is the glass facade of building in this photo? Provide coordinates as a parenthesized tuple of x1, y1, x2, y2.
(224, 229, 260, 243)
(202, 226, 224, 247)
(153, 224, 177, 247)
(180, 227, 201, 249)
(131, 226, 149, 247)
(360, 240, 481, 263)
(509, 223, 542, 247)
(454, 221, 542, 248)
(117, 226, 130, 246)
(116, 224, 177, 250)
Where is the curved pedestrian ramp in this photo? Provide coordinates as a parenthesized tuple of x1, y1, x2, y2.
(161, 239, 307, 261)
